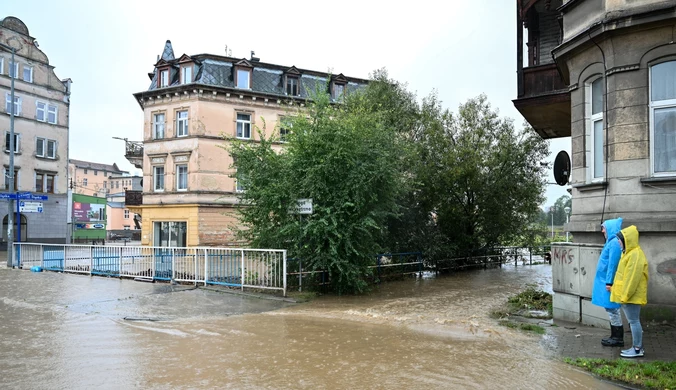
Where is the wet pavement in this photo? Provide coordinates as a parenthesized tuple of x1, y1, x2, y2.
(0, 262, 669, 389)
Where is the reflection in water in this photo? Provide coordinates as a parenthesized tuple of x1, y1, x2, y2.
(0, 266, 618, 389)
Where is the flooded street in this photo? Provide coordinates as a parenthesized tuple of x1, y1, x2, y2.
(0, 265, 618, 389)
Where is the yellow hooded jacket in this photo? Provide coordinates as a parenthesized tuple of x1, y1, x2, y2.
(610, 225, 649, 305)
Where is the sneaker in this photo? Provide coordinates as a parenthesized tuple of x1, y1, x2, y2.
(620, 347, 645, 358)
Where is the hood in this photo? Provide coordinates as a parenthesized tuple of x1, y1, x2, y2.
(603, 217, 623, 243)
(619, 225, 639, 251)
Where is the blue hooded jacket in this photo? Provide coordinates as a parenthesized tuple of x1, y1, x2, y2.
(591, 217, 623, 309)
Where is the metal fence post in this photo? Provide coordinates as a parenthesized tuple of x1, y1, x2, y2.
(299, 257, 303, 292)
(203, 248, 208, 286)
(240, 249, 245, 292)
(283, 250, 287, 297)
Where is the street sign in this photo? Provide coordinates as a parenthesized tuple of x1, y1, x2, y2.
(19, 201, 43, 213)
(290, 198, 313, 215)
(0, 192, 48, 201)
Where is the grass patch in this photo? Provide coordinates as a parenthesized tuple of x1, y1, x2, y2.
(491, 285, 553, 320)
(498, 320, 546, 335)
(565, 357, 676, 389)
(286, 291, 319, 302)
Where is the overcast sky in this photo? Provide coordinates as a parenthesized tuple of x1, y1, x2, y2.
(5, 0, 570, 206)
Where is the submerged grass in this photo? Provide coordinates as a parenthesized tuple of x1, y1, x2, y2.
(490, 285, 553, 319)
(565, 357, 676, 389)
(497, 320, 546, 334)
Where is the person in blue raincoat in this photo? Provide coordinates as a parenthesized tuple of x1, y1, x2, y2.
(591, 217, 624, 347)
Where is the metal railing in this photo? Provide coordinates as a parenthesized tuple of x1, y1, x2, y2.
(13, 243, 287, 296)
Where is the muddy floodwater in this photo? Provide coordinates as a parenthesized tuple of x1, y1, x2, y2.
(0, 265, 618, 389)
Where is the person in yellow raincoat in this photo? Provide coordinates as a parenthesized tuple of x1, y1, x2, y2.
(610, 225, 649, 358)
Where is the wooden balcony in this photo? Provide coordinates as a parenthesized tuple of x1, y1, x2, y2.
(514, 63, 571, 139)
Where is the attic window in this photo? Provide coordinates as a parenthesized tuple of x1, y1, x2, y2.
(236, 68, 251, 89)
(160, 69, 169, 87)
(181, 66, 192, 84)
(286, 76, 299, 96)
(332, 83, 345, 100)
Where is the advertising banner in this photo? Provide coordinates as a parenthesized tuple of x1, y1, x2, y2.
(73, 202, 105, 222)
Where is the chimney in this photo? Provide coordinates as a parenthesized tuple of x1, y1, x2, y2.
(250, 50, 260, 62)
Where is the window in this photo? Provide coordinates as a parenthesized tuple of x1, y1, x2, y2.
(83, 178, 88, 187)
(23, 66, 33, 83)
(35, 173, 54, 193)
(176, 164, 188, 191)
(160, 69, 169, 87)
(236, 113, 251, 139)
(94, 170, 98, 176)
(3, 168, 18, 191)
(0, 58, 3, 74)
(236, 69, 250, 89)
(47, 104, 57, 124)
(103, 181, 107, 189)
(650, 61, 676, 175)
(236, 179, 245, 193)
(333, 83, 345, 100)
(5, 93, 21, 116)
(36, 138, 56, 159)
(124, 209, 130, 219)
(286, 76, 299, 96)
(5, 133, 19, 153)
(84, 169, 88, 174)
(153, 166, 165, 191)
(279, 117, 292, 142)
(153, 221, 187, 247)
(8, 61, 18, 78)
(176, 110, 189, 137)
(153, 113, 165, 139)
(181, 66, 192, 84)
(589, 78, 604, 181)
(116, 181, 119, 189)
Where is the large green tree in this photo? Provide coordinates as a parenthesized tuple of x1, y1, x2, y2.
(408, 94, 550, 256)
(228, 76, 406, 294)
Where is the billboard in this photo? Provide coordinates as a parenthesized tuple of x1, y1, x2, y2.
(73, 202, 105, 222)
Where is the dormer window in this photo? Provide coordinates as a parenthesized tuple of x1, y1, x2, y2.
(333, 83, 345, 100)
(160, 69, 169, 87)
(286, 76, 299, 96)
(236, 69, 251, 89)
(181, 66, 192, 84)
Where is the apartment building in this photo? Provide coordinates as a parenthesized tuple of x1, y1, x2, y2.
(126, 40, 367, 247)
(0, 16, 71, 245)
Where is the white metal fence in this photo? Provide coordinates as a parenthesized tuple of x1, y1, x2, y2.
(13, 243, 287, 296)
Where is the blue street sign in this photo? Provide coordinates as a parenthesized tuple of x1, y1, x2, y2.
(0, 192, 48, 201)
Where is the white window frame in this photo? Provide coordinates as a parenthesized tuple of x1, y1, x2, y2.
(587, 77, 604, 183)
(153, 113, 165, 139)
(176, 164, 188, 191)
(236, 113, 252, 139)
(176, 110, 189, 137)
(0, 58, 3, 74)
(124, 209, 130, 219)
(235, 179, 245, 193)
(160, 70, 169, 87)
(83, 178, 88, 187)
(236, 69, 250, 89)
(333, 83, 345, 100)
(23, 66, 33, 83)
(36, 101, 46, 122)
(5, 93, 21, 116)
(649, 61, 676, 176)
(47, 104, 57, 124)
(153, 166, 165, 192)
(5, 132, 19, 153)
(36, 138, 55, 159)
(8, 61, 19, 79)
(181, 66, 192, 84)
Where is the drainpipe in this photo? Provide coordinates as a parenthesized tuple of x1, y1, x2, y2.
(1, 43, 17, 267)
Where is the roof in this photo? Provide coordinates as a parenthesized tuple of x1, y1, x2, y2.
(69, 159, 128, 174)
(141, 41, 368, 102)
(107, 201, 125, 209)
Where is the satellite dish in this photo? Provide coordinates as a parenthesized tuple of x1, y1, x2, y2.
(553, 151, 571, 186)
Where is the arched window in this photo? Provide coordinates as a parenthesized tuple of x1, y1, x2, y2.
(650, 61, 676, 175)
(2, 214, 28, 242)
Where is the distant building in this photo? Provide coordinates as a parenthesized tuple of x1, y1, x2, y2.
(68, 159, 128, 197)
(514, 0, 676, 323)
(0, 16, 72, 246)
(125, 40, 367, 247)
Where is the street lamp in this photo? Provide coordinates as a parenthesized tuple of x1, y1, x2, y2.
(1, 42, 17, 267)
(564, 206, 571, 242)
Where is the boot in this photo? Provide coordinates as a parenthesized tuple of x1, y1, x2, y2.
(601, 322, 613, 344)
(601, 325, 625, 347)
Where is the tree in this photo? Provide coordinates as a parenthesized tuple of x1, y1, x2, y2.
(228, 78, 406, 294)
(409, 94, 550, 257)
(549, 195, 572, 226)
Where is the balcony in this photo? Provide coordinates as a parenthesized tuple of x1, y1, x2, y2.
(124, 140, 143, 169)
(514, 63, 571, 139)
(125, 190, 143, 206)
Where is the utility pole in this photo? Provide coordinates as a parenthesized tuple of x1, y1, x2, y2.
(1, 43, 17, 267)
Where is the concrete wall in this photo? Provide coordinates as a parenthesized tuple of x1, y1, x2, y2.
(1, 194, 68, 244)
